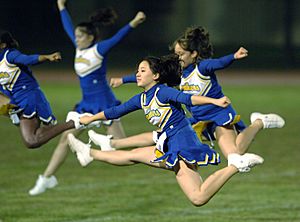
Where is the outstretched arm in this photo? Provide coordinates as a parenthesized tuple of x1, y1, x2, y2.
(191, 95, 231, 107)
(80, 94, 141, 125)
(110, 73, 136, 88)
(199, 47, 248, 74)
(159, 87, 231, 108)
(97, 12, 146, 55)
(38, 52, 62, 63)
(7, 50, 61, 65)
(80, 111, 106, 125)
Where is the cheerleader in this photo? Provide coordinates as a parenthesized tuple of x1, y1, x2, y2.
(68, 54, 264, 207)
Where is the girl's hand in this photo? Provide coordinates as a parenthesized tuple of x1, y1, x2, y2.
(110, 78, 123, 88)
(46, 52, 62, 62)
(39, 52, 61, 63)
(130, 11, 146, 28)
(57, 0, 67, 10)
(80, 115, 93, 125)
(234, 47, 248, 59)
(214, 96, 231, 107)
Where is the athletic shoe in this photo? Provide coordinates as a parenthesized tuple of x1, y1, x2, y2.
(28, 175, 58, 196)
(228, 153, 264, 173)
(88, 130, 115, 151)
(68, 134, 93, 167)
(250, 112, 285, 129)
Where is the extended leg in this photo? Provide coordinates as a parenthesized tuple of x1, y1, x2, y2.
(174, 160, 238, 207)
(19, 117, 74, 148)
(105, 119, 126, 139)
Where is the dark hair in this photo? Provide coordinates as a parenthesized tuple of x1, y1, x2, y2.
(141, 54, 182, 87)
(0, 30, 19, 49)
(77, 7, 118, 41)
(170, 26, 213, 61)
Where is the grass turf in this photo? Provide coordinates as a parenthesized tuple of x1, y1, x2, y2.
(0, 82, 299, 222)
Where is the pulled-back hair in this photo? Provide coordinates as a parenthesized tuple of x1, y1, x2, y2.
(0, 30, 19, 49)
(170, 26, 213, 61)
(142, 54, 182, 87)
(77, 7, 118, 41)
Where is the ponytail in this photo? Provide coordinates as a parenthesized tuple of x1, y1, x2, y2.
(170, 26, 213, 61)
(77, 7, 118, 40)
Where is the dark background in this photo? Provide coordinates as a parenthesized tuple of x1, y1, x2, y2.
(1, 0, 299, 70)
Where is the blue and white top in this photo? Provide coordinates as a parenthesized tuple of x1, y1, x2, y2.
(0, 48, 56, 123)
(122, 55, 246, 135)
(60, 8, 133, 114)
(104, 84, 220, 168)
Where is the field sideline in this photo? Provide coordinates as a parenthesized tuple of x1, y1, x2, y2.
(0, 70, 299, 222)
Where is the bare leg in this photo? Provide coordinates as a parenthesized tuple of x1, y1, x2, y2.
(110, 132, 154, 149)
(216, 120, 263, 159)
(105, 119, 126, 139)
(43, 129, 83, 177)
(19, 117, 74, 148)
(215, 125, 239, 158)
(235, 120, 263, 154)
(174, 160, 238, 207)
(90, 146, 166, 169)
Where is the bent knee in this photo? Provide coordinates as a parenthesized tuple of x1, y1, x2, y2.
(190, 196, 209, 207)
(23, 138, 41, 149)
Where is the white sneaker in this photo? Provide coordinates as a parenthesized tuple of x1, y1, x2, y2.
(28, 175, 58, 196)
(228, 153, 264, 173)
(250, 112, 285, 129)
(67, 134, 93, 167)
(88, 130, 115, 151)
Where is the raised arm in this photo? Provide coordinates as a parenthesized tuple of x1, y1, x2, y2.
(57, 0, 76, 46)
(199, 47, 248, 74)
(97, 12, 146, 55)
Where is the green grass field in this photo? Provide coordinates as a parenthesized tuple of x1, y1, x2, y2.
(0, 80, 300, 222)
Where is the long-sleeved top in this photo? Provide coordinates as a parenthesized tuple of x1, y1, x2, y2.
(0, 48, 56, 123)
(104, 84, 193, 137)
(60, 9, 132, 107)
(0, 48, 40, 99)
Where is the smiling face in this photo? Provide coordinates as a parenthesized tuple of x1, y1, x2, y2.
(136, 60, 159, 91)
(75, 27, 94, 50)
(174, 43, 197, 68)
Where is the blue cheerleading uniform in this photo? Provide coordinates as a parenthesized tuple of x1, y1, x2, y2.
(60, 9, 134, 114)
(104, 84, 220, 168)
(180, 54, 246, 137)
(121, 55, 246, 139)
(0, 48, 56, 124)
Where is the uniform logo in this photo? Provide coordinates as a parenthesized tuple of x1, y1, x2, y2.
(145, 109, 161, 120)
(180, 82, 200, 91)
(75, 57, 91, 65)
(0, 72, 10, 79)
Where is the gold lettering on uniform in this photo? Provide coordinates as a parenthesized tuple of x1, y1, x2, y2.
(145, 109, 161, 120)
(75, 57, 91, 65)
(181, 82, 200, 91)
(0, 72, 10, 79)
